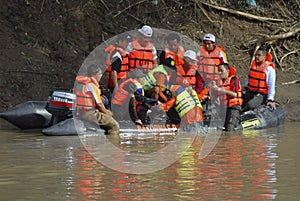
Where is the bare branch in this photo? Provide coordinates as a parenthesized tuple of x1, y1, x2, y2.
(282, 80, 300, 85)
(195, 1, 215, 23)
(280, 49, 300, 66)
(271, 46, 282, 69)
(109, 0, 148, 18)
(200, 1, 285, 22)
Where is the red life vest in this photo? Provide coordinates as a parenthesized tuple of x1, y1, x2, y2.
(111, 78, 138, 106)
(219, 75, 243, 107)
(164, 45, 185, 66)
(75, 76, 101, 111)
(105, 45, 129, 88)
(128, 40, 155, 73)
(176, 64, 198, 89)
(198, 46, 225, 80)
(248, 60, 275, 94)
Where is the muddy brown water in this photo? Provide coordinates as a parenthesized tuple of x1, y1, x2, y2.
(0, 122, 299, 200)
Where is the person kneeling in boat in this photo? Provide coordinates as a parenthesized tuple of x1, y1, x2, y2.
(208, 63, 243, 131)
(75, 64, 120, 135)
(143, 57, 177, 103)
(160, 84, 203, 131)
(111, 69, 158, 125)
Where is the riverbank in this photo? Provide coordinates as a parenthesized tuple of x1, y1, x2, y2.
(0, 0, 299, 123)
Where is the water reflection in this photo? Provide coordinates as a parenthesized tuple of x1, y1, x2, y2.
(68, 129, 282, 200)
(1, 124, 299, 200)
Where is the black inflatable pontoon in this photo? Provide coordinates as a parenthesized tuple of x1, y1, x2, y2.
(0, 91, 285, 136)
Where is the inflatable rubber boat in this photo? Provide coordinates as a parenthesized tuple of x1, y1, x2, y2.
(0, 90, 286, 136)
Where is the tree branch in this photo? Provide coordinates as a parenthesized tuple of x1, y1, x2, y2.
(200, 1, 285, 22)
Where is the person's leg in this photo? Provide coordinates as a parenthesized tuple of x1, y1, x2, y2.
(95, 110, 120, 135)
(242, 90, 254, 111)
(111, 106, 120, 122)
(129, 96, 142, 124)
(224, 107, 241, 131)
(166, 107, 181, 124)
(137, 104, 149, 124)
(246, 93, 265, 109)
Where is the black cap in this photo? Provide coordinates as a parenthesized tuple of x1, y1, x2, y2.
(164, 57, 176, 71)
(118, 33, 132, 42)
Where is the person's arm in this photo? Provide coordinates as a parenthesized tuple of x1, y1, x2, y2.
(155, 73, 168, 102)
(208, 79, 237, 97)
(159, 51, 166, 65)
(134, 91, 157, 106)
(86, 83, 112, 115)
(125, 42, 132, 55)
(111, 59, 122, 89)
(111, 51, 122, 89)
(266, 65, 276, 109)
(266, 66, 276, 101)
(220, 50, 228, 63)
(152, 46, 158, 66)
(195, 71, 205, 94)
(161, 96, 176, 111)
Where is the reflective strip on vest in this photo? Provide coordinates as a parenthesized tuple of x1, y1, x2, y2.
(171, 85, 196, 118)
(142, 65, 168, 90)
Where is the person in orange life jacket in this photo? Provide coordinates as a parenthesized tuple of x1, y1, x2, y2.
(143, 57, 177, 103)
(159, 32, 185, 66)
(126, 25, 158, 73)
(111, 69, 157, 125)
(159, 79, 204, 131)
(75, 64, 119, 135)
(242, 46, 276, 111)
(176, 50, 209, 102)
(208, 63, 243, 131)
(105, 33, 132, 93)
(197, 33, 228, 82)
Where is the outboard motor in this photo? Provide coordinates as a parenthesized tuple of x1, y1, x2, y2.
(46, 90, 76, 125)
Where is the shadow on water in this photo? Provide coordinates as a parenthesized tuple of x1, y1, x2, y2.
(0, 122, 299, 200)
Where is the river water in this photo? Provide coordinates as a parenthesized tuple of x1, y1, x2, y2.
(0, 122, 299, 201)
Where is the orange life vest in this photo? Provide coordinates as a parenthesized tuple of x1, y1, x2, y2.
(164, 45, 185, 66)
(219, 75, 243, 107)
(128, 40, 155, 73)
(198, 45, 225, 80)
(111, 78, 138, 106)
(105, 45, 129, 87)
(75, 76, 100, 111)
(176, 64, 198, 89)
(248, 60, 275, 95)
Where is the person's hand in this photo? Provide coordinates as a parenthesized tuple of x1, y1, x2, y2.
(107, 109, 113, 116)
(182, 79, 189, 87)
(267, 101, 276, 110)
(208, 80, 218, 91)
(208, 80, 216, 87)
(155, 103, 164, 111)
(145, 98, 158, 106)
